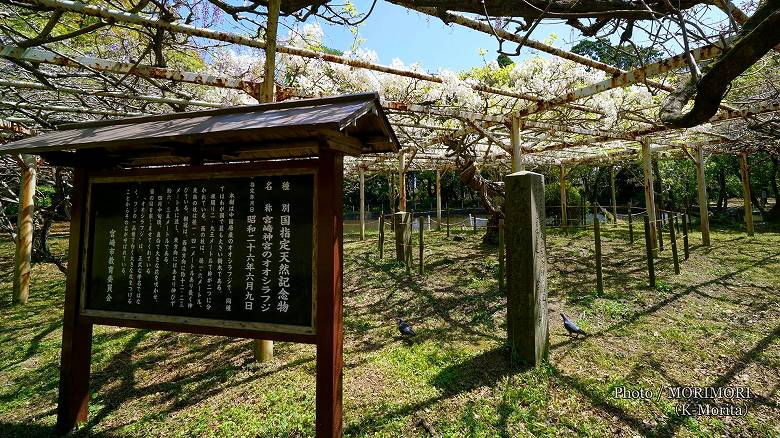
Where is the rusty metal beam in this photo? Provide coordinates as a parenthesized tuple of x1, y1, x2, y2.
(0, 79, 223, 108)
(412, 8, 739, 118)
(0, 119, 35, 135)
(516, 41, 730, 117)
(413, 8, 678, 92)
(0, 100, 143, 117)
(24, 0, 545, 103)
(384, 101, 635, 140)
(0, 45, 263, 95)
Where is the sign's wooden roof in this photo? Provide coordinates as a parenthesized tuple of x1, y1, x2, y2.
(0, 93, 399, 166)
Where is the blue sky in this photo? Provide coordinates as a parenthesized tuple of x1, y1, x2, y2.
(271, 1, 731, 74)
(295, 1, 577, 73)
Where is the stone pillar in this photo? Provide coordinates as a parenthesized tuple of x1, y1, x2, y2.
(505, 171, 548, 367)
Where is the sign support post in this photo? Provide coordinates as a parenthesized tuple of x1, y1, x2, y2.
(315, 147, 344, 437)
(56, 168, 93, 435)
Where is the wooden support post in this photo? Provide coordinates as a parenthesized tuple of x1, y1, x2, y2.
(669, 216, 680, 275)
(656, 211, 664, 252)
(610, 166, 617, 224)
(511, 116, 523, 172)
(378, 212, 385, 259)
(559, 165, 567, 230)
(254, 0, 281, 362)
(739, 153, 754, 236)
(315, 149, 344, 438)
(628, 202, 634, 244)
(388, 173, 395, 216)
(594, 215, 603, 295)
(418, 216, 424, 275)
(359, 167, 365, 241)
(12, 154, 36, 305)
(695, 145, 711, 246)
(394, 212, 410, 263)
(259, 0, 280, 102)
(682, 214, 690, 260)
(505, 171, 548, 367)
(641, 138, 658, 254)
(643, 216, 656, 288)
(435, 168, 442, 231)
(446, 206, 450, 238)
(688, 210, 693, 232)
(56, 168, 93, 435)
(395, 153, 409, 265)
(405, 214, 412, 275)
(399, 152, 406, 212)
(472, 207, 477, 234)
(498, 219, 505, 291)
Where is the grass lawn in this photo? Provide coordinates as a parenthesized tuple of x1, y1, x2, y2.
(1, 220, 779, 437)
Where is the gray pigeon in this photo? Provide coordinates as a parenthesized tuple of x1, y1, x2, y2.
(561, 313, 586, 337)
(398, 318, 416, 337)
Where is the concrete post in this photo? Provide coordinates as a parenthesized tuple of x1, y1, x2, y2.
(359, 167, 365, 241)
(435, 168, 442, 231)
(398, 152, 406, 211)
(505, 171, 548, 367)
(739, 153, 754, 236)
(695, 145, 711, 246)
(511, 116, 523, 172)
(594, 215, 603, 294)
(641, 139, 658, 255)
(559, 165, 567, 229)
(610, 167, 617, 223)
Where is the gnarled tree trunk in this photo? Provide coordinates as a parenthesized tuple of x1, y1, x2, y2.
(448, 140, 505, 244)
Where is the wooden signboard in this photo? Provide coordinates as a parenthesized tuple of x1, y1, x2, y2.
(83, 170, 316, 334)
(58, 157, 344, 437)
(0, 93, 399, 438)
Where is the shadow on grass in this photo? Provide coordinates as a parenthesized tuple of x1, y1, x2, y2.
(347, 240, 505, 343)
(344, 346, 523, 437)
(552, 248, 780, 352)
(0, 422, 133, 438)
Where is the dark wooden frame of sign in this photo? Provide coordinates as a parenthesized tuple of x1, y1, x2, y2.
(80, 166, 318, 335)
(56, 151, 344, 437)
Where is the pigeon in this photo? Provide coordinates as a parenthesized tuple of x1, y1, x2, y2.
(398, 318, 416, 337)
(560, 313, 587, 337)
